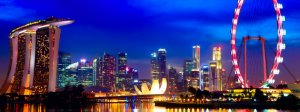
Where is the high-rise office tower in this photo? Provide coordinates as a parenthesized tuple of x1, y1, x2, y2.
(183, 59, 194, 91)
(190, 45, 201, 89)
(101, 53, 116, 91)
(176, 72, 184, 92)
(92, 59, 97, 86)
(157, 48, 167, 81)
(209, 62, 217, 91)
(210, 47, 223, 91)
(125, 67, 138, 92)
(57, 52, 71, 88)
(77, 59, 94, 86)
(192, 45, 201, 70)
(117, 52, 127, 91)
(95, 57, 103, 87)
(150, 52, 159, 80)
(200, 65, 209, 90)
(190, 70, 200, 89)
(168, 67, 179, 94)
(0, 17, 73, 95)
(132, 68, 139, 84)
(65, 62, 79, 86)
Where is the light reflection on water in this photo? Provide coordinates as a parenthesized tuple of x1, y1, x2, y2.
(0, 103, 296, 112)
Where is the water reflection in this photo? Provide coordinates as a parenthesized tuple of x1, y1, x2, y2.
(0, 103, 296, 112)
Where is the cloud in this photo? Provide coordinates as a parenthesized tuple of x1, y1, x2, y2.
(0, 0, 35, 22)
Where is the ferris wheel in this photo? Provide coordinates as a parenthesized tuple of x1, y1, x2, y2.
(230, 0, 286, 88)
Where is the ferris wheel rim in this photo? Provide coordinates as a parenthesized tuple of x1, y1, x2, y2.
(230, 0, 285, 88)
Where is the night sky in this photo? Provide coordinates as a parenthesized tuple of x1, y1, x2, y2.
(0, 0, 300, 86)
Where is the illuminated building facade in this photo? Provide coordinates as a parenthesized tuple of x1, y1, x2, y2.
(116, 52, 127, 91)
(167, 67, 179, 94)
(100, 53, 116, 91)
(92, 59, 97, 86)
(134, 78, 167, 95)
(124, 67, 138, 92)
(95, 57, 103, 86)
(190, 70, 200, 89)
(0, 17, 73, 95)
(176, 72, 185, 92)
(65, 62, 79, 86)
(210, 47, 223, 91)
(56, 52, 71, 88)
(157, 49, 167, 81)
(192, 45, 201, 70)
(132, 68, 139, 84)
(183, 59, 194, 91)
(200, 65, 209, 90)
(150, 52, 159, 80)
(77, 59, 94, 86)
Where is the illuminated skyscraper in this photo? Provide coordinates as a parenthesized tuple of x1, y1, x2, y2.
(157, 48, 167, 81)
(125, 67, 138, 92)
(116, 52, 127, 91)
(183, 59, 194, 91)
(92, 59, 97, 86)
(150, 52, 159, 80)
(0, 17, 73, 95)
(95, 57, 103, 86)
(209, 62, 217, 91)
(57, 52, 71, 88)
(167, 67, 179, 94)
(101, 53, 116, 91)
(77, 59, 94, 86)
(210, 47, 223, 91)
(200, 65, 209, 90)
(132, 68, 139, 85)
(192, 45, 201, 70)
(65, 62, 79, 86)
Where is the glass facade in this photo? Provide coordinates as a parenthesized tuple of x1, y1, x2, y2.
(32, 27, 51, 93)
(10, 34, 27, 93)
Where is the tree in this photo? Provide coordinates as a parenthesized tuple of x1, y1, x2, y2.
(188, 86, 197, 95)
(254, 88, 267, 103)
(276, 94, 299, 109)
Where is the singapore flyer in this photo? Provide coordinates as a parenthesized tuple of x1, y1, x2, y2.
(230, 0, 286, 88)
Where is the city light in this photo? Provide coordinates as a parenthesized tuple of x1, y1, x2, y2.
(0, 0, 299, 111)
(80, 58, 86, 63)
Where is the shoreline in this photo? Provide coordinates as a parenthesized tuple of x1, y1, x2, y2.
(154, 101, 300, 110)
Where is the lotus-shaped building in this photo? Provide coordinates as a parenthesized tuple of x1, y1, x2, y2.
(134, 78, 167, 95)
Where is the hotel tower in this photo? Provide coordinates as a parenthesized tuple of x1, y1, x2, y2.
(0, 17, 73, 95)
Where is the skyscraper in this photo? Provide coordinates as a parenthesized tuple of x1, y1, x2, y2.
(192, 45, 201, 70)
(0, 17, 73, 95)
(150, 52, 159, 80)
(157, 48, 167, 81)
(168, 67, 179, 94)
(200, 65, 209, 90)
(65, 62, 79, 86)
(92, 59, 97, 86)
(183, 59, 194, 91)
(95, 57, 103, 86)
(210, 47, 223, 91)
(77, 59, 94, 86)
(125, 67, 138, 92)
(57, 52, 71, 88)
(101, 53, 116, 91)
(176, 72, 184, 92)
(117, 52, 127, 91)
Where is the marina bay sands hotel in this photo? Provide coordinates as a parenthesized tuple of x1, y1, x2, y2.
(0, 17, 73, 95)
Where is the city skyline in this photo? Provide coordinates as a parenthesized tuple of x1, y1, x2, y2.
(1, 0, 300, 86)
